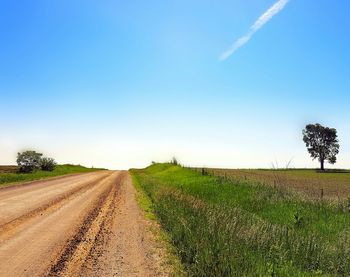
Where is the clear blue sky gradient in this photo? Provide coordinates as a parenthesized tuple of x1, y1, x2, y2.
(1, 0, 349, 169)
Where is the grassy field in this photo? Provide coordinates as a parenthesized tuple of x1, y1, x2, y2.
(131, 164, 350, 276)
(201, 168, 350, 200)
(0, 164, 105, 187)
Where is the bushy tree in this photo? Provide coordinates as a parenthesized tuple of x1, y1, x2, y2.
(302, 123, 339, 170)
(16, 151, 43, 173)
(40, 157, 57, 171)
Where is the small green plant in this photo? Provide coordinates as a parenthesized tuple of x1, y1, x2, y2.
(292, 209, 303, 228)
(266, 262, 275, 276)
(346, 198, 350, 213)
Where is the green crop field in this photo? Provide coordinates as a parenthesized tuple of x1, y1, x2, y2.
(131, 164, 350, 276)
(0, 164, 105, 187)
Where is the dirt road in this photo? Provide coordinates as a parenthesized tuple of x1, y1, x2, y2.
(0, 171, 167, 277)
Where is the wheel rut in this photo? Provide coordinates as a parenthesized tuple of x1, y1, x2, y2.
(0, 171, 168, 277)
(0, 173, 110, 242)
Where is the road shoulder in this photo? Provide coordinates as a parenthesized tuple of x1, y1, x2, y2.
(131, 172, 184, 277)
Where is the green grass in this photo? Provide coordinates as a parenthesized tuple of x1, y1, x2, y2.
(131, 164, 350, 276)
(0, 164, 105, 187)
(132, 174, 185, 276)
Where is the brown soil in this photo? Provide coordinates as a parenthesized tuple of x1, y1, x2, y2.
(0, 165, 18, 173)
(0, 171, 167, 277)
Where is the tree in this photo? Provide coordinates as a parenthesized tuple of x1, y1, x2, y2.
(171, 157, 178, 165)
(40, 157, 57, 171)
(16, 151, 43, 173)
(302, 123, 339, 171)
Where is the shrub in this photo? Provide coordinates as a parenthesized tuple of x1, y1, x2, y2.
(16, 151, 43, 173)
(171, 157, 179, 165)
(40, 157, 57, 171)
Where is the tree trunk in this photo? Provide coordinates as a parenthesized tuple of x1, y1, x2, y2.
(320, 159, 325, 171)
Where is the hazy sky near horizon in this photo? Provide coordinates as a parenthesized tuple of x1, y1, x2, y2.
(1, 0, 349, 169)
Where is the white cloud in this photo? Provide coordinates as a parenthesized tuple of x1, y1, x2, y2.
(220, 0, 290, 61)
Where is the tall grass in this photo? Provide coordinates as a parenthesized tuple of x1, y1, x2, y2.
(0, 164, 104, 186)
(131, 164, 350, 276)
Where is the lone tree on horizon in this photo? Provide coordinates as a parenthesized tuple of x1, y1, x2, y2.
(302, 123, 339, 171)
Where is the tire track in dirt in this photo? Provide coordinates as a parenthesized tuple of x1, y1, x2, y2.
(77, 172, 169, 277)
(0, 171, 169, 277)
(0, 172, 108, 243)
(0, 171, 111, 226)
(0, 171, 119, 277)
(48, 174, 123, 276)
(0, 173, 111, 242)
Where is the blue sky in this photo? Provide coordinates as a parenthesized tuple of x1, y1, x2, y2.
(1, 0, 349, 169)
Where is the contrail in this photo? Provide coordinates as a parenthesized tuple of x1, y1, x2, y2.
(219, 0, 289, 61)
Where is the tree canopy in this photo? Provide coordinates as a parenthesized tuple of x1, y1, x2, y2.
(17, 151, 43, 173)
(302, 123, 339, 170)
